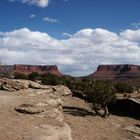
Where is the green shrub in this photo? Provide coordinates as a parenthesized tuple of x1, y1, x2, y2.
(84, 81, 116, 117)
(115, 82, 133, 93)
(67, 79, 116, 117)
(28, 72, 40, 81)
(41, 73, 61, 86)
(14, 72, 28, 80)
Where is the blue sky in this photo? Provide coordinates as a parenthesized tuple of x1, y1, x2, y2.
(0, 0, 140, 76)
(1, 0, 140, 38)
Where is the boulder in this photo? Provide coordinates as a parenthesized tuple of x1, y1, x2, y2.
(0, 79, 27, 91)
(53, 85, 72, 96)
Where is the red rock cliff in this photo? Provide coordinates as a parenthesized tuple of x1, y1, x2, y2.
(0, 64, 63, 76)
(89, 64, 140, 79)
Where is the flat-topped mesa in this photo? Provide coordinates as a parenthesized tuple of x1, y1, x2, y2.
(89, 64, 140, 79)
(0, 64, 63, 76)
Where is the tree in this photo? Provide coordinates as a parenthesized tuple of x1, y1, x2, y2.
(85, 81, 116, 117)
(69, 80, 117, 117)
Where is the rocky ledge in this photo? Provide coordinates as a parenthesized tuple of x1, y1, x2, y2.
(0, 79, 72, 140)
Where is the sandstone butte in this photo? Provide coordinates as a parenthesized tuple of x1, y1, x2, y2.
(1, 64, 140, 80)
(88, 64, 140, 80)
(0, 64, 63, 76)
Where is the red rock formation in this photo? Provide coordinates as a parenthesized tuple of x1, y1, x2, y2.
(89, 64, 140, 79)
(0, 64, 63, 76)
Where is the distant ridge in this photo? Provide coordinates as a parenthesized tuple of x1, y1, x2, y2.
(88, 64, 140, 79)
(0, 64, 63, 76)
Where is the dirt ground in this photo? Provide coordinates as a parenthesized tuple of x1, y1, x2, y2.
(0, 89, 139, 140)
(62, 96, 140, 140)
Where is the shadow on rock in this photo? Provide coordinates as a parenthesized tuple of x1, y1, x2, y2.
(109, 99, 140, 120)
(63, 106, 95, 117)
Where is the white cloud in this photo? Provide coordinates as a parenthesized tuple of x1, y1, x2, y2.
(43, 17, 59, 23)
(120, 29, 140, 41)
(9, 0, 49, 8)
(0, 28, 140, 76)
(131, 22, 140, 28)
(62, 32, 72, 38)
(30, 14, 36, 18)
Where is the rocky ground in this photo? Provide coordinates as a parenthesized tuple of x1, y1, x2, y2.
(62, 96, 140, 140)
(0, 79, 73, 140)
(0, 79, 140, 140)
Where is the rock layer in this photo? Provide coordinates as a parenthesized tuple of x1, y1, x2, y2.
(0, 64, 62, 76)
(89, 64, 140, 79)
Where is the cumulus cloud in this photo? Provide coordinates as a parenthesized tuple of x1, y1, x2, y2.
(43, 17, 59, 23)
(120, 29, 140, 41)
(9, 0, 49, 8)
(0, 27, 140, 76)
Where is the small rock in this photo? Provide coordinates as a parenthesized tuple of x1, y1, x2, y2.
(15, 104, 45, 114)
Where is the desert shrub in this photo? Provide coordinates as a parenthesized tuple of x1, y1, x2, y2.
(84, 81, 117, 117)
(41, 73, 61, 86)
(28, 72, 40, 81)
(0, 71, 13, 79)
(14, 72, 28, 80)
(0, 62, 13, 78)
(60, 76, 74, 86)
(68, 80, 116, 117)
(68, 80, 86, 99)
(115, 82, 133, 93)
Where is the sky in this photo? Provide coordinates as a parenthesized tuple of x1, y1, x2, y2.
(0, 0, 140, 76)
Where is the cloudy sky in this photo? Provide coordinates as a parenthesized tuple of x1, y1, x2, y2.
(0, 0, 140, 76)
